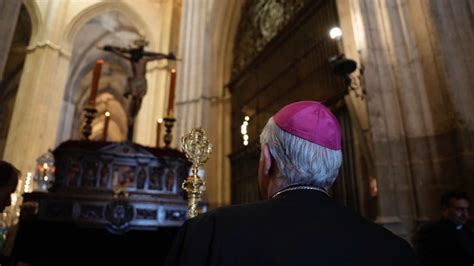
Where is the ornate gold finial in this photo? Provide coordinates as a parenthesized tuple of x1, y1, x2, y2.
(181, 128, 212, 218)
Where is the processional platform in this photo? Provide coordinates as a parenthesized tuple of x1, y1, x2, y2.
(13, 140, 196, 265)
(22, 140, 191, 231)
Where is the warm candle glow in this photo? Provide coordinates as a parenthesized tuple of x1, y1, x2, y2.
(156, 118, 163, 147)
(103, 111, 111, 141)
(89, 59, 104, 105)
(167, 68, 177, 116)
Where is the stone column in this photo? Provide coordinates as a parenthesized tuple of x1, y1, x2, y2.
(427, 0, 474, 197)
(174, 0, 209, 206)
(3, 1, 71, 176)
(342, 0, 416, 240)
(338, 0, 473, 242)
(0, 0, 21, 82)
(174, 0, 210, 142)
(336, 0, 430, 240)
(176, 0, 237, 208)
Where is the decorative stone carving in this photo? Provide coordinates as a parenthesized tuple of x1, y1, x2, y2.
(79, 204, 104, 220)
(105, 199, 134, 232)
(136, 209, 157, 220)
(232, 0, 310, 77)
(255, 1, 284, 39)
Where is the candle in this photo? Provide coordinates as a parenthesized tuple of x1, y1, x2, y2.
(167, 68, 177, 116)
(89, 59, 104, 105)
(103, 111, 110, 141)
(156, 118, 163, 147)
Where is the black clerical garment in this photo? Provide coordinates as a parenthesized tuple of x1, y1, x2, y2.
(165, 189, 418, 266)
(417, 219, 474, 266)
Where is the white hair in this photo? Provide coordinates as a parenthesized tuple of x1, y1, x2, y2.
(259, 118, 342, 190)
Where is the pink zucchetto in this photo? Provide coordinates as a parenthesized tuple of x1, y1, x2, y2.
(273, 101, 342, 150)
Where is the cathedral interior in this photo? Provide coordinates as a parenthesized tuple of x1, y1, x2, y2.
(0, 0, 473, 265)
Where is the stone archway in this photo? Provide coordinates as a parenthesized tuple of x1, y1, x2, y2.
(58, 10, 144, 142)
(21, 0, 42, 44)
(63, 2, 153, 53)
(60, 2, 174, 146)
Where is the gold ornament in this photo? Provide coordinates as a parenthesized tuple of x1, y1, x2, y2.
(181, 128, 212, 218)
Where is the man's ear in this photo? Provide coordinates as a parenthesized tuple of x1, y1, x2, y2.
(262, 144, 273, 176)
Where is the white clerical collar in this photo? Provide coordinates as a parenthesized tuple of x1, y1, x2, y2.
(271, 185, 329, 199)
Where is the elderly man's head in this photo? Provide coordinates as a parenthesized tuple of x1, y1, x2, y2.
(258, 101, 342, 198)
(0, 161, 19, 212)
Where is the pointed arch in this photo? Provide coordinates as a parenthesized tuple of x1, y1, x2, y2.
(62, 2, 154, 52)
(58, 2, 157, 143)
(22, 0, 42, 45)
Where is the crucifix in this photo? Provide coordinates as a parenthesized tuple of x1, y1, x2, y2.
(99, 39, 176, 141)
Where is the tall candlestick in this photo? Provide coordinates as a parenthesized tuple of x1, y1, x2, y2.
(89, 59, 104, 106)
(82, 107, 97, 141)
(167, 68, 177, 116)
(156, 118, 163, 147)
(103, 111, 110, 141)
(163, 117, 176, 148)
